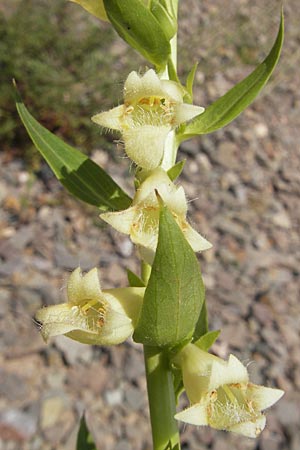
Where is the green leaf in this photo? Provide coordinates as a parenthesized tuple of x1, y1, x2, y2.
(15, 92, 132, 211)
(167, 160, 185, 181)
(180, 11, 284, 138)
(76, 414, 97, 450)
(103, 0, 171, 70)
(192, 300, 208, 342)
(185, 62, 198, 103)
(194, 329, 221, 352)
(172, 365, 184, 404)
(133, 205, 205, 348)
(127, 269, 145, 287)
(167, 57, 181, 83)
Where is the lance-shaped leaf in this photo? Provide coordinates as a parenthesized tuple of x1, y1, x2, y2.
(179, 11, 284, 139)
(133, 205, 205, 348)
(127, 269, 145, 288)
(167, 160, 185, 181)
(194, 329, 221, 352)
(76, 414, 97, 450)
(70, 0, 109, 21)
(103, 0, 171, 70)
(192, 299, 208, 342)
(15, 94, 132, 211)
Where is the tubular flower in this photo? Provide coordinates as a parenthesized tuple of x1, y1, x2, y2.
(35, 268, 144, 345)
(92, 69, 204, 170)
(173, 344, 284, 438)
(100, 168, 212, 264)
(69, 0, 109, 21)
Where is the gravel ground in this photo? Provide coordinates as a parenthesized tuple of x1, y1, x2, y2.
(1, 1, 299, 449)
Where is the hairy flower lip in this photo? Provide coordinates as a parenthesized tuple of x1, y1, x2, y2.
(173, 344, 284, 438)
(36, 267, 144, 345)
(100, 168, 212, 264)
(92, 69, 204, 169)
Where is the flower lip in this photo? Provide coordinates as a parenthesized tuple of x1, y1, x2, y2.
(100, 168, 212, 264)
(173, 344, 284, 438)
(92, 69, 205, 170)
(35, 267, 144, 346)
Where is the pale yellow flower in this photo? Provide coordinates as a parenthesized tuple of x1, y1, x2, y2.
(69, 0, 109, 21)
(100, 168, 212, 264)
(174, 344, 284, 438)
(36, 268, 144, 345)
(92, 69, 204, 170)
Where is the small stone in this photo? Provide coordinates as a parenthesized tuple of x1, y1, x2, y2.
(0, 181, 8, 203)
(105, 389, 123, 406)
(0, 288, 10, 315)
(45, 370, 66, 390)
(196, 153, 212, 172)
(0, 408, 38, 441)
(271, 210, 292, 229)
(40, 396, 66, 429)
(220, 171, 240, 190)
(188, 160, 199, 174)
(124, 350, 145, 381)
(91, 149, 109, 167)
(254, 123, 269, 138)
(180, 139, 200, 156)
(221, 321, 249, 350)
(214, 141, 239, 169)
(276, 395, 300, 429)
(17, 171, 30, 184)
(118, 238, 133, 258)
(0, 226, 15, 239)
(115, 440, 131, 450)
(291, 433, 300, 450)
(54, 336, 93, 365)
(125, 386, 145, 411)
(3, 195, 21, 212)
(213, 437, 231, 450)
(260, 437, 280, 450)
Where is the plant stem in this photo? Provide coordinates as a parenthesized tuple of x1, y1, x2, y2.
(141, 261, 181, 450)
(144, 346, 181, 450)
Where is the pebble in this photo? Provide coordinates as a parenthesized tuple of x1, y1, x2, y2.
(40, 396, 68, 430)
(271, 209, 292, 229)
(254, 123, 269, 138)
(124, 386, 145, 411)
(276, 396, 300, 428)
(105, 389, 123, 406)
(214, 141, 240, 169)
(54, 336, 94, 365)
(0, 408, 38, 441)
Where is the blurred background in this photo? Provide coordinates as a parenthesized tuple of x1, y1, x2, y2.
(0, 0, 299, 449)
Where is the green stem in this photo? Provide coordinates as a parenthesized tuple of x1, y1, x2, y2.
(161, 0, 179, 171)
(144, 346, 181, 450)
(141, 262, 181, 449)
